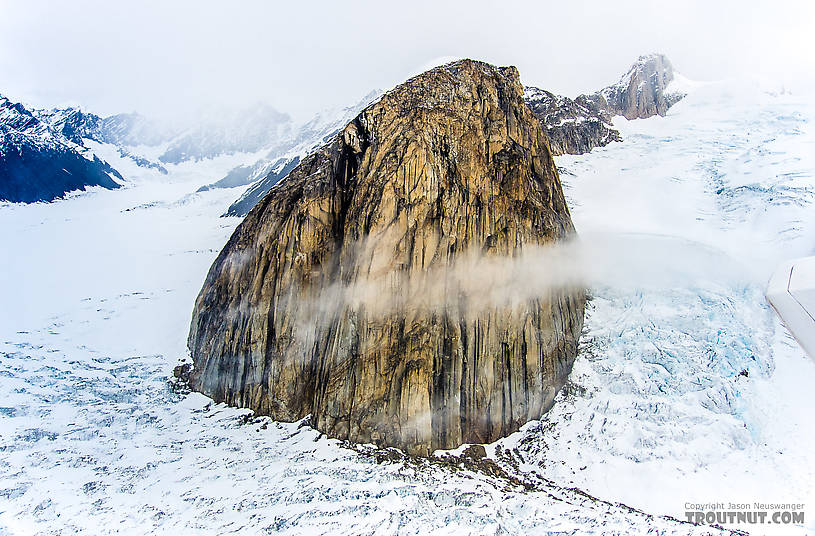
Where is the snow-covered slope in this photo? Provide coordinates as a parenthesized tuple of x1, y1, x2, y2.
(32, 106, 171, 175)
(156, 103, 292, 164)
(0, 95, 124, 202)
(498, 79, 815, 534)
(0, 79, 813, 535)
(1, 87, 383, 208)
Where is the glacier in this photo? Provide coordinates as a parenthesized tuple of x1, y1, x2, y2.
(0, 79, 814, 535)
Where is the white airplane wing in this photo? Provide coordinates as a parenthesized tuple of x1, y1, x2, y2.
(767, 257, 815, 361)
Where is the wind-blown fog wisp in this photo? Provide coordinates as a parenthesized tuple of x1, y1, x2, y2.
(300, 232, 751, 320)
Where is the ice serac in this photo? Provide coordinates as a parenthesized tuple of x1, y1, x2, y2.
(187, 59, 586, 455)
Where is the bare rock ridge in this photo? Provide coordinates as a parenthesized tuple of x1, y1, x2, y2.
(524, 53, 685, 156)
(188, 59, 586, 455)
(523, 87, 622, 156)
(598, 53, 682, 120)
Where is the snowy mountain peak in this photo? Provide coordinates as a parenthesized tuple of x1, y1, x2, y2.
(613, 53, 675, 86)
(0, 94, 51, 140)
(523, 86, 621, 156)
(0, 94, 124, 202)
(633, 52, 673, 72)
(34, 106, 105, 146)
(220, 89, 383, 217)
(156, 102, 292, 164)
(599, 53, 683, 119)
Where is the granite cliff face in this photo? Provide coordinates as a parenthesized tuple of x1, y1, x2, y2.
(188, 60, 586, 455)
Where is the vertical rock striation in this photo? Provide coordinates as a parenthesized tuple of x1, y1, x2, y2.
(188, 59, 586, 455)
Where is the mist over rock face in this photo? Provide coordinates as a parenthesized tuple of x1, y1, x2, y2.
(188, 59, 586, 455)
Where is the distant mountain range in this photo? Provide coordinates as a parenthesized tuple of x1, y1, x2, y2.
(219, 90, 381, 217)
(156, 104, 292, 164)
(0, 55, 686, 205)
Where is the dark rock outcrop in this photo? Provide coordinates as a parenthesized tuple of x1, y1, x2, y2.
(523, 87, 621, 156)
(188, 60, 586, 455)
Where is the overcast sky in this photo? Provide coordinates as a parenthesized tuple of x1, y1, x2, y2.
(1, 0, 813, 121)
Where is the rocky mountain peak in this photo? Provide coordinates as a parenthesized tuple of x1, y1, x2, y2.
(523, 86, 621, 156)
(600, 52, 681, 119)
(522, 53, 686, 156)
(34, 106, 104, 145)
(187, 58, 586, 455)
(1, 95, 47, 137)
